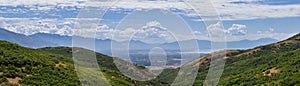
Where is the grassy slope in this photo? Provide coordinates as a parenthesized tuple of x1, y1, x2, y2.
(38, 47, 154, 86)
(0, 41, 150, 86)
(0, 41, 80, 85)
(192, 33, 300, 85)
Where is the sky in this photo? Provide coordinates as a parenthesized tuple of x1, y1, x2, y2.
(0, 0, 299, 43)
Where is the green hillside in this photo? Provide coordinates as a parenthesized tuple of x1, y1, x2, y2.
(192, 33, 300, 85)
(0, 41, 149, 86)
(37, 47, 151, 86)
(0, 41, 80, 85)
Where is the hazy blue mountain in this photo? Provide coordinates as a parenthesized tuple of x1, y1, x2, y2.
(227, 38, 278, 49)
(160, 38, 278, 51)
(29, 33, 114, 55)
(0, 28, 57, 48)
(29, 33, 72, 46)
(1, 28, 278, 55)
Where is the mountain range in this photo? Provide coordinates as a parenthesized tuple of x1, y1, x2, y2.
(0, 28, 278, 55)
(0, 31, 299, 85)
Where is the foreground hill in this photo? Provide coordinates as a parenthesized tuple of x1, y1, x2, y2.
(190, 33, 300, 85)
(0, 41, 151, 85)
(0, 41, 79, 85)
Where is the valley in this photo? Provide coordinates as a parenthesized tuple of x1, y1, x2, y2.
(0, 32, 299, 85)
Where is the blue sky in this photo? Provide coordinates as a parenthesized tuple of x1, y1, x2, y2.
(0, 0, 299, 43)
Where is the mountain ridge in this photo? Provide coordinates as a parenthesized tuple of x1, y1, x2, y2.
(0, 28, 57, 48)
(0, 28, 279, 55)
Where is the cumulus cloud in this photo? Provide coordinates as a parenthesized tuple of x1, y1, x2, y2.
(0, 18, 177, 43)
(194, 23, 290, 41)
(205, 22, 227, 42)
(207, 23, 247, 37)
(0, 18, 75, 36)
(96, 21, 175, 44)
(0, 18, 293, 43)
(133, 21, 175, 43)
(225, 24, 247, 36)
(226, 27, 291, 41)
(207, 22, 224, 37)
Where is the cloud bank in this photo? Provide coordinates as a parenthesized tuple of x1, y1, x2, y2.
(1, 18, 290, 43)
(0, 0, 296, 43)
(1, 0, 300, 20)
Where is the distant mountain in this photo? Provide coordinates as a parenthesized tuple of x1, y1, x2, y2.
(0, 28, 57, 48)
(160, 38, 278, 51)
(29, 33, 72, 46)
(29, 33, 116, 55)
(0, 29, 114, 54)
(227, 38, 278, 49)
(0, 28, 278, 54)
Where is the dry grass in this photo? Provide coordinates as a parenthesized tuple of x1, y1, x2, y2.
(26, 74, 33, 77)
(55, 62, 68, 68)
(263, 68, 280, 76)
(7, 77, 22, 85)
(236, 48, 262, 57)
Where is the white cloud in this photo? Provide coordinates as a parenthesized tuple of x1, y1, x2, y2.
(86, 23, 291, 42)
(207, 22, 224, 37)
(226, 24, 247, 36)
(226, 27, 291, 41)
(193, 23, 291, 41)
(0, 18, 293, 42)
(96, 21, 176, 44)
(1, 0, 300, 20)
(0, 18, 74, 35)
(94, 0, 300, 20)
(0, 18, 105, 36)
(0, 18, 177, 43)
(204, 22, 227, 42)
(212, 0, 300, 20)
(133, 21, 175, 43)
